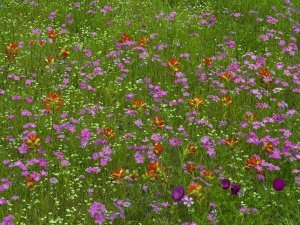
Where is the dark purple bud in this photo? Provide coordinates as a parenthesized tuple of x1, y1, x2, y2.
(230, 183, 240, 195)
(273, 178, 286, 191)
(171, 186, 185, 201)
(221, 179, 231, 190)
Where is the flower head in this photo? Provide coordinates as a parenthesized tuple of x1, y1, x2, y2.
(171, 186, 185, 201)
(273, 178, 286, 191)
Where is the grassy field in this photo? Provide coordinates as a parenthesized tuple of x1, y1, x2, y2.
(0, 0, 300, 224)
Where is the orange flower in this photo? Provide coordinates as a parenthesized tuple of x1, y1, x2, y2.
(119, 33, 131, 43)
(220, 71, 234, 82)
(132, 99, 147, 111)
(60, 46, 70, 59)
(25, 134, 40, 149)
(42, 92, 64, 112)
(48, 29, 58, 42)
(262, 141, 273, 153)
(225, 137, 238, 147)
(153, 142, 164, 156)
(203, 170, 214, 179)
(168, 58, 180, 72)
(45, 56, 55, 64)
(153, 116, 164, 129)
(188, 182, 203, 195)
(103, 128, 115, 139)
(29, 40, 35, 46)
(147, 161, 161, 178)
(203, 58, 212, 67)
(138, 36, 149, 47)
(187, 144, 197, 154)
(184, 162, 196, 173)
(112, 168, 126, 180)
(245, 156, 262, 170)
(244, 112, 256, 122)
(25, 175, 35, 190)
(221, 95, 233, 106)
(39, 40, 46, 47)
(258, 68, 271, 78)
(5, 43, 19, 61)
(189, 97, 203, 109)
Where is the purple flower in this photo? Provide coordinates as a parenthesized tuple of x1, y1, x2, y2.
(171, 186, 185, 201)
(220, 179, 231, 190)
(169, 137, 182, 147)
(89, 201, 107, 225)
(230, 183, 240, 195)
(273, 178, 286, 191)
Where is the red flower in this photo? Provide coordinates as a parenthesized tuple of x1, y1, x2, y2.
(112, 168, 126, 180)
(25, 175, 35, 190)
(225, 137, 238, 147)
(203, 58, 212, 67)
(187, 144, 197, 154)
(42, 92, 64, 112)
(5, 43, 19, 61)
(189, 97, 203, 109)
(60, 46, 70, 59)
(103, 128, 115, 139)
(119, 33, 131, 43)
(25, 134, 40, 149)
(220, 71, 234, 82)
(132, 99, 147, 111)
(168, 58, 180, 72)
(153, 116, 164, 129)
(138, 36, 149, 47)
(221, 95, 233, 106)
(188, 182, 203, 195)
(48, 29, 58, 42)
(153, 142, 164, 156)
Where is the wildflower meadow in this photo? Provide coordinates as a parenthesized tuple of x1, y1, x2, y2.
(0, 0, 300, 224)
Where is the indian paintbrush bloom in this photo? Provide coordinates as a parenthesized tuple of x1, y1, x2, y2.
(138, 36, 150, 47)
(203, 57, 212, 67)
(25, 133, 40, 149)
(42, 92, 64, 113)
(119, 33, 131, 43)
(221, 96, 233, 106)
(189, 97, 204, 109)
(5, 43, 19, 61)
(60, 46, 70, 59)
(188, 182, 203, 196)
(168, 58, 180, 72)
(112, 168, 126, 180)
(153, 116, 164, 129)
(48, 29, 58, 42)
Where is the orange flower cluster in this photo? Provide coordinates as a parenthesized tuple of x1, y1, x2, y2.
(103, 128, 115, 139)
(138, 36, 150, 47)
(60, 46, 70, 59)
(220, 71, 234, 82)
(42, 92, 64, 113)
(221, 95, 233, 106)
(188, 182, 203, 196)
(147, 161, 161, 179)
(153, 116, 164, 129)
(225, 137, 238, 148)
(25, 134, 40, 150)
(132, 99, 147, 111)
(258, 68, 272, 80)
(189, 97, 204, 109)
(245, 155, 262, 170)
(25, 175, 36, 190)
(112, 168, 126, 181)
(48, 29, 58, 42)
(203, 57, 212, 67)
(262, 141, 274, 153)
(5, 43, 19, 61)
(153, 142, 164, 156)
(119, 33, 131, 43)
(187, 144, 197, 154)
(168, 58, 180, 72)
